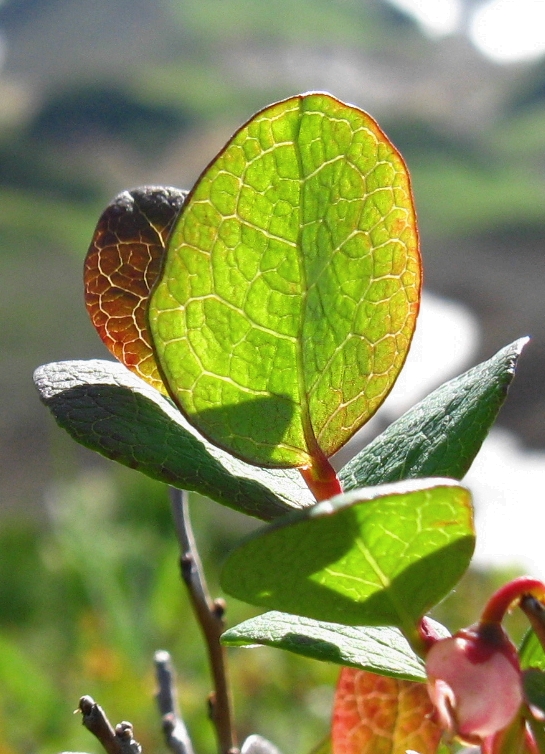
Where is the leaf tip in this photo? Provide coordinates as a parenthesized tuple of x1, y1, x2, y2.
(514, 335, 531, 353)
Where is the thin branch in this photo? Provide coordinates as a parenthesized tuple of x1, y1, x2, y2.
(169, 487, 238, 754)
(154, 650, 195, 754)
(78, 696, 141, 754)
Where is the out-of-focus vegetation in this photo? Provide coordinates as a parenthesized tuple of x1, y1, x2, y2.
(0, 463, 341, 754)
(1, 0, 545, 750)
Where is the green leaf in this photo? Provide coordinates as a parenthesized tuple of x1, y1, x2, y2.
(520, 629, 545, 671)
(222, 611, 449, 681)
(148, 92, 420, 470)
(221, 479, 474, 631)
(523, 669, 545, 716)
(340, 338, 528, 488)
(33, 360, 315, 520)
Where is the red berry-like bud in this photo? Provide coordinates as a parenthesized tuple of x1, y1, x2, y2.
(426, 622, 522, 744)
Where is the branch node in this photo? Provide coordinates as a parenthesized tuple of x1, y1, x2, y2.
(181, 553, 194, 582)
(207, 692, 216, 716)
(213, 599, 226, 621)
(115, 723, 134, 740)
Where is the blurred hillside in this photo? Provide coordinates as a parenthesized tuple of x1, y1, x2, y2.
(0, 0, 544, 518)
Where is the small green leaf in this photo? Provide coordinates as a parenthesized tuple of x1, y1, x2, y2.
(340, 338, 528, 488)
(33, 360, 314, 520)
(520, 630, 545, 671)
(148, 92, 420, 470)
(221, 479, 474, 631)
(222, 611, 449, 681)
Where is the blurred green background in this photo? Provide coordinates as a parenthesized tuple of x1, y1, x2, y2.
(0, 0, 544, 751)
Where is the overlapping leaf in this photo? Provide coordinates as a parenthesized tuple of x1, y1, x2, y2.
(340, 338, 528, 489)
(148, 92, 420, 469)
(33, 360, 314, 520)
(332, 668, 442, 754)
(221, 478, 474, 631)
(222, 611, 450, 681)
(84, 186, 186, 393)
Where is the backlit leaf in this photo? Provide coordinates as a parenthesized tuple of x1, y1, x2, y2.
(148, 92, 420, 469)
(221, 479, 474, 632)
(332, 668, 442, 754)
(84, 186, 186, 393)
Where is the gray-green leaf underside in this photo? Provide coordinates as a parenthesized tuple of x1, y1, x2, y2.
(34, 339, 526, 522)
(222, 611, 450, 681)
(33, 360, 314, 520)
(340, 338, 528, 489)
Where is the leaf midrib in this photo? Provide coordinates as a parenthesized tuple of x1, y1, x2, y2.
(353, 528, 418, 633)
(293, 96, 324, 466)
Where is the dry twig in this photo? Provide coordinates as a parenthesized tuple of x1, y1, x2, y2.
(78, 696, 141, 754)
(154, 649, 195, 754)
(169, 487, 238, 754)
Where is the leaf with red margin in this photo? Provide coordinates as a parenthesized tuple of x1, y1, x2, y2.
(332, 667, 442, 754)
(148, 93, 421, 470)
(84, 186, 186, 393)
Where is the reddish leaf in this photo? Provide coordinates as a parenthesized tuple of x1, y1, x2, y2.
(332, 667, 442, 754)
(84, 186, 186, 392)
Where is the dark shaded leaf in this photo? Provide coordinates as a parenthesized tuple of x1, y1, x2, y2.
(222, 611, 449, 681)
(34, 360, 314, 520)
(339, 339, 528, 489)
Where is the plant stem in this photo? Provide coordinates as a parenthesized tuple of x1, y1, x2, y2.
(155, 650, 195, 754)
(481, 577, 545, 624)
(299, 454, 342, 502)
(169, 487, 238, 754)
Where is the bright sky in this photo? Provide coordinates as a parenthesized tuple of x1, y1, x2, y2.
(386, 0, 545, 63)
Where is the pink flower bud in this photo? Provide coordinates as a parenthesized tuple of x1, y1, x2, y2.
(426, 622, 523, 745)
